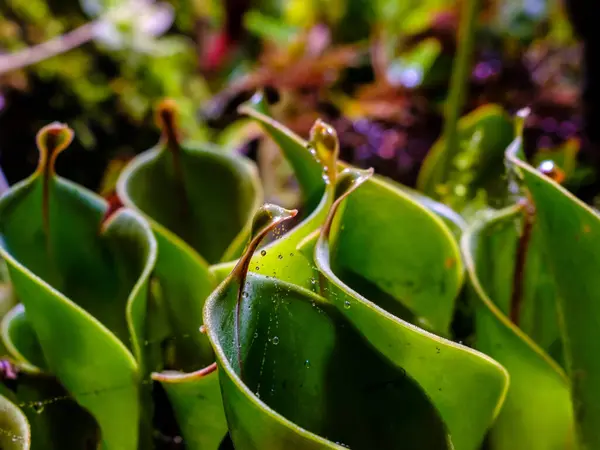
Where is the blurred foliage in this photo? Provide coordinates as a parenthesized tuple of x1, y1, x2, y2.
(0, 0, 588, 205)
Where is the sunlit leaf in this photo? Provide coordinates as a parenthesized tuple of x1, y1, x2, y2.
(313, 169, 509, 450)
(205, 204, 452, 449)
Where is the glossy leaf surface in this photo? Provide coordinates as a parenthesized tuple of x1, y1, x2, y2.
(235, 93, 465, 291)
(205, 204, 451, 450)
(462, 206, 574, 449)
(1, 303, 100, 449)
(313, 171, 509, 450)
(0, 123, 157, 450)
(506, 131, 600, 449)
(213, 97, 337, 289)
(118, 104, 236, 448)
(119, 100, 263, 265)
(0, 392, 30, 450)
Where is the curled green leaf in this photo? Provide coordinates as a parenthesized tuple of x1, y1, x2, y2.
(0, 124, 158, 450)
(205, 204, 452, 449)
(313, 169, 509, 450)
(1, 304, 100, 449)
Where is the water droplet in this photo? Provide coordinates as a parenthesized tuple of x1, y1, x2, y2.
(32, 402, 44, 414)
(255, 391, 261, 399)
(254, 332, 258, 338)
(242, 291, 249, 298)
(278, 254, 283, 260)
(289, 252, 294, 257)
(255, 266, 260, 271)
(344, 300, 351, 309)
(304, 360, 311, 368)
(310, 278, 316, 285)
(272, 336, 279, 345)
(199, 325, 207, 333)
(261, 250, 267, 256)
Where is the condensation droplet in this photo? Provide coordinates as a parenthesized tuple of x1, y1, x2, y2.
(272, 336, 279, 345)
(304, 360, 311, 368)
(278, 254, 283, 260)
(255, 266, 260, 271)
(32, 402, 44, 414)
(199, 325, 207, 333)
(344, 300, 351, 309)
(261, 250, 267, 256)
(310, 278, 316, 285)
(254, 332, 258, 338)
(255, 391, 261, 399)
(289, 252, 294, 257)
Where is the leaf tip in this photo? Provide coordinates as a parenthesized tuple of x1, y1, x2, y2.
(250, 204, 298, 242)
(155, 98, 181, 150)
(334, 167, 374, 202)
(36, 122, 74, 174)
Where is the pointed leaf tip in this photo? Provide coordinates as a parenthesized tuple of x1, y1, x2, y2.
(250, 204, 298, 242)
(334, 167, 374, 202)
(36, 122, 74, 174)
(155, 98, 181, 150)
(309, 119, 339, 183)
(321, 167, 373, 239)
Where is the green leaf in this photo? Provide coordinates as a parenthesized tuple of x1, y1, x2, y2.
(506, 120, 600, 449)
(0, 391, 30, 449)
(118, 102, 240, 448)
(118, 100, 263, 265)
(1, 304, 46, 373)
(1, 304, 100, 449)
(313, 169, 509, 450)
(387, 179, 466, 238)
(320, 167, 463, 334)
(152, 365, 227, 450)
(235, 94, 465, 293)
(0, 123, 157, 450)
(461, 206, 574, 449)
(205, 204, 452, 449)
(238, 92, 325, 212)
(417, 105, 514, 209)
(212, 105, 339, 290)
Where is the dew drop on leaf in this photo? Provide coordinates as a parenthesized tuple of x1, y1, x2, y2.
(272, 336, 279, 345)
(344, 300, 351, 309)
(304, 360, 311, 368)
(260, 250, 267, 256)
(278, 254, 283, 260)
(32, 402, 45, 414)
(255, 266, 260, 271)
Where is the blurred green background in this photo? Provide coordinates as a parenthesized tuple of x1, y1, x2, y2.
(0, 0, 587, 203)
